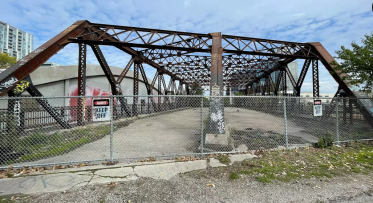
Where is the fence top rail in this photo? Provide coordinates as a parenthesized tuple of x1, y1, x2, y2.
(0, 95, 372, 100)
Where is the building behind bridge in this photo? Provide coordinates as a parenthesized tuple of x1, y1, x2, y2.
(0, 20, 34, 60)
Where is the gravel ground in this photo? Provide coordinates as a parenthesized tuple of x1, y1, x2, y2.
(7, 171, 373, 203)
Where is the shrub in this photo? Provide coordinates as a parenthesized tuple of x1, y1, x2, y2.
(315, 133, 334, 148)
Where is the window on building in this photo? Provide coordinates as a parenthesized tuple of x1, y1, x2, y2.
(306, 95, 310, 97)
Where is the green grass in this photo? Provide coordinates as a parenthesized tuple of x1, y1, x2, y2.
(3, 124, 111, 165)
(227, 142, 373, 183)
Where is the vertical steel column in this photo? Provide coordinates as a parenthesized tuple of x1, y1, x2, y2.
(312, 59, 319, 98)
(77, 43, 87, 126)
(133, 62, 139, 116)
(274, 71, 282, 96)
(185, 84, 189, 95)
(281, 70, 287, 96)
(158, 72, 162, 110)
(210, 32, 223, 93)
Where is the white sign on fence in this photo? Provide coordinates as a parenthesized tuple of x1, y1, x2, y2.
(92, 98, 111, 121)
(313, 100, 322, 116)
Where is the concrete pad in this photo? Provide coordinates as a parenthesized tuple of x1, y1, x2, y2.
(209, 158, 227, 167)
(0, 173, 91, 195)
(228, 154, 257, 164)
(235, 144, 249, 152)
(76, 171, 93, 176)
(174, 160, 206, 173)
(134, 160, 207, 180)
(205, 134, 229, 145)
(134, 163, 179, 180)
(95, 167, 134, 177)
(88, 175, 138, 185)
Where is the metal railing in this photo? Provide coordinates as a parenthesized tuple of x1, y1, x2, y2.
(0, 95, 372, 168)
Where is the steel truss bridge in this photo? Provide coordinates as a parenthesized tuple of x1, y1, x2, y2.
(0, 20, 372, 129)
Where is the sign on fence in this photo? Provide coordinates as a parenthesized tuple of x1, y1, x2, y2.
(313, 100, 322, 116)
(92, 98, 111, 121)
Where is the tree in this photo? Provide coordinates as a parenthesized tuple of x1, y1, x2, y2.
(0, 52, 17, 69)
(190, 83, 204, 95)
(331, 32, 373, 93)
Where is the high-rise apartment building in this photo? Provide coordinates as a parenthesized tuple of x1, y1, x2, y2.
(0, 21, 33, 60)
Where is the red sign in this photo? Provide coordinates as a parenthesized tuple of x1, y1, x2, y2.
(314, 100, 321, 105)
(94, 100, 109, 106)
(95, 101, 108, 105)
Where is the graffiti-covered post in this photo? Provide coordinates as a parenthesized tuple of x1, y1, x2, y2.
(204, 32, 230, 150)
(208, 32, 225, 134)
(208, 84, 225, 134)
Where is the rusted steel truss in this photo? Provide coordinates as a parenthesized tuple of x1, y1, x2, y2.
(1, 20, 371, 127)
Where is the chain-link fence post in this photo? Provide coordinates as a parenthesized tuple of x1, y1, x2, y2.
(200, 96, 204, 156)
(283, 97, 288, 148)
(110, 97, 114, 161)
(336, 97, 340, 144)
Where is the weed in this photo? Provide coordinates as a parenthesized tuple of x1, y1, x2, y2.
(239, 170, 251, 175)
(229, 172, 239, 180)
(217, 155, 231, 165)
(351, 166, 361, 173)
(5, 172, 13, 178)
(0, 196, 15, 203)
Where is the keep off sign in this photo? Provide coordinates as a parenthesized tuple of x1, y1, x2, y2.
(92, 99, 111, 121)
(313, 100, 322, 116)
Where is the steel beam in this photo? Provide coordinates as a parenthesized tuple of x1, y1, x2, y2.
(138, 62, 157, 111)
(133, 61, 139, 116)
(281, 70, 287, 96)
(295, 59, 311, 96)
(117, 57, 134, 84)
(27, 83, 71, 129)
(312, 59, 319, 98)
(285, 65, 296, 91)
(77, 43, 87, 126)
(274, 71, 282, 96)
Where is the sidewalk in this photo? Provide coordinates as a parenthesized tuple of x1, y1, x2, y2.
(0, 154, 256, 195)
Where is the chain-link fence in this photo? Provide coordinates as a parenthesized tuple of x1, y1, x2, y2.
(0, 95, 372, 168)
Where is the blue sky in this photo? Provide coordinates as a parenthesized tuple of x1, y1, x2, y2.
(1, 0, 372, 94)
